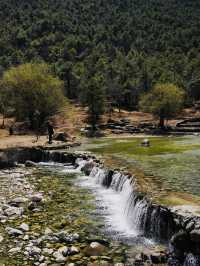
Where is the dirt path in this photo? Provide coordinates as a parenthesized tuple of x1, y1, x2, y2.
(0, 133, 49, 150)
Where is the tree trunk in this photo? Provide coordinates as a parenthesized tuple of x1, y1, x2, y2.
(1, 114, 5, 129)
(159, 116, 165, 128)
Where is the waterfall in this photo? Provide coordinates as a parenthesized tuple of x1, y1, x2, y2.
(77, 159, 177, 243)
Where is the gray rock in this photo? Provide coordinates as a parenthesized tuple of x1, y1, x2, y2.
(39, 255, 45, 263)
(4, 206, 24, 217)
(23, 235, 29, 241)
(28, 246, 42, 256)
(185, 221, 195, 232)
(53, 251, 67, 263)
(8, 247, 22, 254)
(6, 227, 24, 236)
(30, 193, 43, 203)
(19, 223, 29, 232)
(58, 246, 69, 257)
(42, 248, 54, 256)
(9, 197, 28, 207)
(141, 139, 150, 147)
(25, 161, 37, 167)
(55, 231, 79, 243)
(44, 228, 53, 235)
(190, 229, 200, 243)
(81, 161, 95, 175)
(0, 234, 4, 243)
(69, 246, 79, 255)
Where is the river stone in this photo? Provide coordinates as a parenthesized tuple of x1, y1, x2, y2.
(69, 246, 80, 255)
(28, 246, 42, 256)
(19, 223, 29, 232)
(141, 139, 150, 147)
(8, 247, 22, 254)
(58, 246, 69, 256)
(44, 227, 53, 235)
(39, 255, 45, 263)
(9, 197, 28, 207)
(42, 248, 54, 256)
(30, 193, 43, 203)
(6, 227, 24, 236)
(84, 242, 106, 256)
(55, 231, 79, 243)
(23, 235, 29, 241)
(53, 251, 67, 262)
(4, 206, 24, 217)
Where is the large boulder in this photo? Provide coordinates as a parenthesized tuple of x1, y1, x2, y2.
(190, 229, 200, 243)
(53, 132, 72, 142)
(170, 230, 190, 251)
(81, 161, 95, 175)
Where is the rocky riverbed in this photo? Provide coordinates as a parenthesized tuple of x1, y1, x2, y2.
(0, 161, 166, 266)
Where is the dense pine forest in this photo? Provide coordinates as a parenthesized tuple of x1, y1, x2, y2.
(1, 0, 200, 111)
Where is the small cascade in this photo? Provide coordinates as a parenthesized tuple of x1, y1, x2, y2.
(77, 159, 177, 243)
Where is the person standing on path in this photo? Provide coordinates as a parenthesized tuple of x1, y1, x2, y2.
(47, 122, 54, 144)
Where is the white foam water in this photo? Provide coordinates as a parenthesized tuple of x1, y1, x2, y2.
(38, 159, 154, 245)
(75, 163, 154, 245)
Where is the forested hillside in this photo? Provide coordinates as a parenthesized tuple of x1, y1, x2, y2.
(1, 0, 200, 110)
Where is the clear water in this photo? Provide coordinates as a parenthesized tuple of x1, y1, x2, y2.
(80, 136, 200, 198)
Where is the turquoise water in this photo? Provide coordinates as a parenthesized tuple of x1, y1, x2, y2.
(82, 136, 200, 197)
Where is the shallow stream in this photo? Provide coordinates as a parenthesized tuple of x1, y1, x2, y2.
(78, 136, 200, 206)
